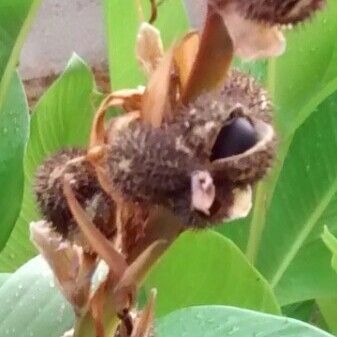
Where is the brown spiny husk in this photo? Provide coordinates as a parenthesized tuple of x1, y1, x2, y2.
(107, 121, 196, 204)
(34, 149, 116, 243)
(106, 116, 238, 231)
(233, 0, 325, 25)
(105, 69, 276, 233)
(222, 69, 272, 123)
(167, 69, 276, 184)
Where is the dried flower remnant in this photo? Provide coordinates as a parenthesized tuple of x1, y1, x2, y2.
(208, 0, 326, 59)
(136, 22, 164, 76)
(30, 220, 95, 315)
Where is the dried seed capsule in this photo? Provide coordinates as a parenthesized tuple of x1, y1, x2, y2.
(170, 69, 276, 184)
(107, 114, 253, 230)
(34, 148, 116, 244)
(107, 121, 196, 205)
(233, 0, 325, 25)
(106, 70, 275, 232)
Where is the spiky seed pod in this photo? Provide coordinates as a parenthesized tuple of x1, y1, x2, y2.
(106, 114, 254, 233)
(34, 149, 116, 244)
(105, 69, 275, 234)
(107, 120, 197, 205)
(232, 0, 325, 25)
(168, 69, 276, 184)
(222, 69, 272, 123)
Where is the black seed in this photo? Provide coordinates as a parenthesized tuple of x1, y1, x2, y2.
(211, 117, 258, 160)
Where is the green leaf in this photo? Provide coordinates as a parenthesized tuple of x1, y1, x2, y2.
(0, 55, 97, 271)
(157, 306, 334, 337)
(282, 300, 315, 323)
(144, 231, 280, 317)
(103, 0, 188, 89)
(0, 256, 73, 337)
(0, 273, 10, 287)
(0, 0, 41, 250)
(317, 298, 337, 335)
(0, 0, 41, 102)
(0, 74, 29, 251)
(267, 0, 337, 137)
(255, 91, 337, 304)
(243, 0, 337, 268)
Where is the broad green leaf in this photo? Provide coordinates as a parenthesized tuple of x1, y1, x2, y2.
(0, 74, 29, 251)
(282, 300, 315, 323)
(104, 0, 188, 89)
(317, 298, 337, 335)
(0, 0, 41, 250)
(243, 0, 337, 268)
(255, 91, 337, 304)
(0, 256, 73, 337)
(144, 231, 280, 317)
(0, 0, 41, 101)
(268, 0, 337, 136)
(0, 273, 10, 287)
(0, 55, 96, 271)
(157, 306, 334, 337)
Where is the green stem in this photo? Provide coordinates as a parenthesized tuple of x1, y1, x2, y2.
(246, 137, 292, 263)
(74, 310, 119, 337)
(245, 56, 293, 264)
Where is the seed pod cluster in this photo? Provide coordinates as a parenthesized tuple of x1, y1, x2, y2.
(34, 149, 116, 245)
(105, 69, 276, 228)
(169, 69, 276, 184)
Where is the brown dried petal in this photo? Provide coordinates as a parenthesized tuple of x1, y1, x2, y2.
(30, 221, 94, 314)
(141, 47, 174, 127)
(136, 22, 164, 76)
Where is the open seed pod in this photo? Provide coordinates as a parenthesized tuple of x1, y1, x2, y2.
(34, 148, 116, 248)
(168, 69, 276, 184)
(210, 69, 276, 184)
(104, 70, 274, 230)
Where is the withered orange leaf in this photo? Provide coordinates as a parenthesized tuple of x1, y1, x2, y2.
(141, 48, 174, 127)
(63, 175, 127, 279)
(89, 89, 144, 150)
(182, 5, 233, 104)
(174, 31, 200, 95)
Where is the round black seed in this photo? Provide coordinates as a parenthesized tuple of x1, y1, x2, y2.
(210, 117, 258, 160)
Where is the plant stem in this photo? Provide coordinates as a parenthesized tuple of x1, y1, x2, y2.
(246, 137, 292, 263)
(73, 310, 119, 337)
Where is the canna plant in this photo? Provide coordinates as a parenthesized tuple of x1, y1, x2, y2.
(1, 0, 337, 337)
